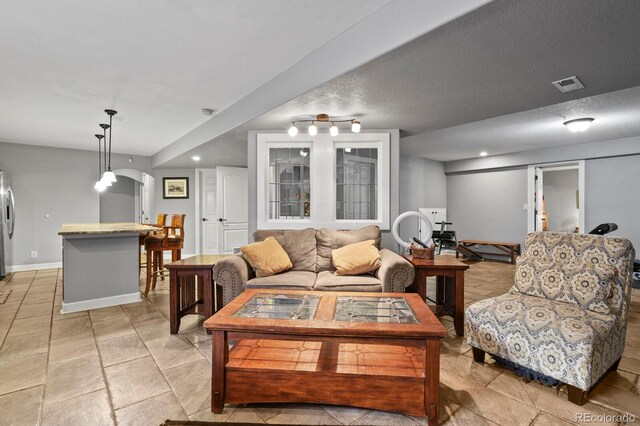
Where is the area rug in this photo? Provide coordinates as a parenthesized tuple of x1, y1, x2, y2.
(162, 421, 275, 426)
(0, 288, 12, 304)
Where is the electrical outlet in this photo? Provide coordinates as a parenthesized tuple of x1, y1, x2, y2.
(30, 250, 38, 259)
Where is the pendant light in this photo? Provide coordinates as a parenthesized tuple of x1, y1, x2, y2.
(99, 123, 112, 187)
(94, 134, 106, 192)
(102, 109, 118, 183)
(329, 122, 339, 137)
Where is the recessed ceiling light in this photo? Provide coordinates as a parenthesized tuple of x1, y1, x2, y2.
(191, 156, 201, 161)
(479, 151, 488, 157)
(563, 118, 594, 132)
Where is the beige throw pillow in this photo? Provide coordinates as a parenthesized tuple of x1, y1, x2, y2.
(241, 236, 293, 278)
(332, 240, 381, 276)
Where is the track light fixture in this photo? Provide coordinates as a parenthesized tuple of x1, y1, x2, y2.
(288, 114, 362, 136)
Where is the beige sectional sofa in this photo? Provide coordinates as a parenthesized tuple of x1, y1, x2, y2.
(212, 226, 415, 306)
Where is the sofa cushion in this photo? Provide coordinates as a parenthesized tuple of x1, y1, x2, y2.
(465, 292, 621, 390)
(316, 225, 382, 272)
(512, 257, 616, 314)
(314, 271, 382, 292)
(253, 228, 317, 273)
(332, 240, 381, 276)
(245, 271, 316, 290)
(240, 237, 292, 278)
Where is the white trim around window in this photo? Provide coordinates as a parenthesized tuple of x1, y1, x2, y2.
(256, 132, 391, 230)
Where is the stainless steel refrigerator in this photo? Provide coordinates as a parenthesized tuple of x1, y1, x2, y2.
(0, 170, 15, 279)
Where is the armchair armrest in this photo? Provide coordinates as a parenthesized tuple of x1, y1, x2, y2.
(213, 255, 254, 306)
(375, 248, 415, 293)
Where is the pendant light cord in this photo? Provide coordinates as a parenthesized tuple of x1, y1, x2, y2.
(108, 113, 113, 170)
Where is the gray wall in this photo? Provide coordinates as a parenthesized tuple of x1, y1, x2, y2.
(152, 168, 196, 254)
(99, 176, 136, 223)
(0, 141, 152, 267)
(543, 169, 579, 233)
(398, 155, 447, 241)
(446, 168, 529, 248)
(445, 154, 640, 254)
(585, 155, 640, 250)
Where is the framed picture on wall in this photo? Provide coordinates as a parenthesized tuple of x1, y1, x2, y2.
(163, 177, 189, 199)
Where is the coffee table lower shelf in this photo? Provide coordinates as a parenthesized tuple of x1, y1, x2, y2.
(219, 339, 434, 418)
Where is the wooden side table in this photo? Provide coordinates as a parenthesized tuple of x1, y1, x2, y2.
(165, 254, 230, 334)
(404, 255, 469, 337)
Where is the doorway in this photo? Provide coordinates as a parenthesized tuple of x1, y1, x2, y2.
(196, 169, 218, 254)
(99, 169, 154, 223)
(527, 161, 585, 233)
(195, 167, 248, 254)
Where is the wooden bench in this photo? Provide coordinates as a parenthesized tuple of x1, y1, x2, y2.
(456, 240, 521, 264)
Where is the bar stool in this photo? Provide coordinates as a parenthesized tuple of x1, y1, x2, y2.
(139, 213, 167, 275)
(144, 214, 186, 296)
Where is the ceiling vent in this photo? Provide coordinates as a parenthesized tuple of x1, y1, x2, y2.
(552, 76, 585, 93)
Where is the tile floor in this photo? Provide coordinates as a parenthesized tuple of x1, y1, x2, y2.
(0, 260, 638, 425)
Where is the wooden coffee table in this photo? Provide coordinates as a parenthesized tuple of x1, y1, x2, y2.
(203, 289, 447, 424)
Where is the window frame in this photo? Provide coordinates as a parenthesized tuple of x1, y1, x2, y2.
(256, 132, 390, 230)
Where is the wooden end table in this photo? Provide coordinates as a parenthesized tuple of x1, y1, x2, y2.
(204, 289, 447, 425)
(165, 254, 230, 334)
(404, 255, 469, 337)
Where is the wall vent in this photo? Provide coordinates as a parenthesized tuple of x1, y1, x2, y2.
(552, 76, 585, 93)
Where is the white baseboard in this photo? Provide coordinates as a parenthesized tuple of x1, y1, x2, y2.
(162, 253, 197, 261)
(8, 262, 63, 273)
(60, 292, 141, 314)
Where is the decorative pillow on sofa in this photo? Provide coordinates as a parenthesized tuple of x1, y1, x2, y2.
(511, 256, 616, 314)
(253, 228, 317, 272)
(316, 225, 382, 272)
(240, 236, 293, 278)
(331, 240, 381, 276)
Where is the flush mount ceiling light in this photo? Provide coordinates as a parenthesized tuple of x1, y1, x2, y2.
(563, 117, 594, 132)
(288, 114, 362, 137)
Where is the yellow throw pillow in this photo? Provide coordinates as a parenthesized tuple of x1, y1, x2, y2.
(332, 239, 381, 276)
(240, 236, 293, 278)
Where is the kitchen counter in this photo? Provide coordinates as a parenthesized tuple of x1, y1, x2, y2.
(59, 222, 159, 235)
(59, 222, 159, 313)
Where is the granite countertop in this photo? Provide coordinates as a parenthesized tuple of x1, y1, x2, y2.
(59, 222, 161, 236)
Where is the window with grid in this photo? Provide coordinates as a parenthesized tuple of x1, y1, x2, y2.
(336, 148, 378, 220)
(268, 147, 311, 219)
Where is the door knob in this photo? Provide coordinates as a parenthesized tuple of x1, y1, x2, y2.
(218, 218, 227, 222)
(202, 218, 209, 222)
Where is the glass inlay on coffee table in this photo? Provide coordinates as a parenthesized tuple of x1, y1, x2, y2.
(232, 293, 320, 320)
(334, 296, 419, 323)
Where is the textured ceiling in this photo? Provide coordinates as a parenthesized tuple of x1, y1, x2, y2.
(0, 0, 390, 155)
(166, 0, 640, 167)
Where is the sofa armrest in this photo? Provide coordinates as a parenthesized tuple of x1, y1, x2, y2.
(213, 255, 254, 306)
(376, 248, 415, 293)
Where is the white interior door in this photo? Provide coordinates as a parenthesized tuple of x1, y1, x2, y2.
(535, 167, 544, 231)
(200, 169, 218, 254)
(217, 167, 248, 253)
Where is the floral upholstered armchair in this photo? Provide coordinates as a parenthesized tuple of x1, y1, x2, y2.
(465, 232, 635, 405)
